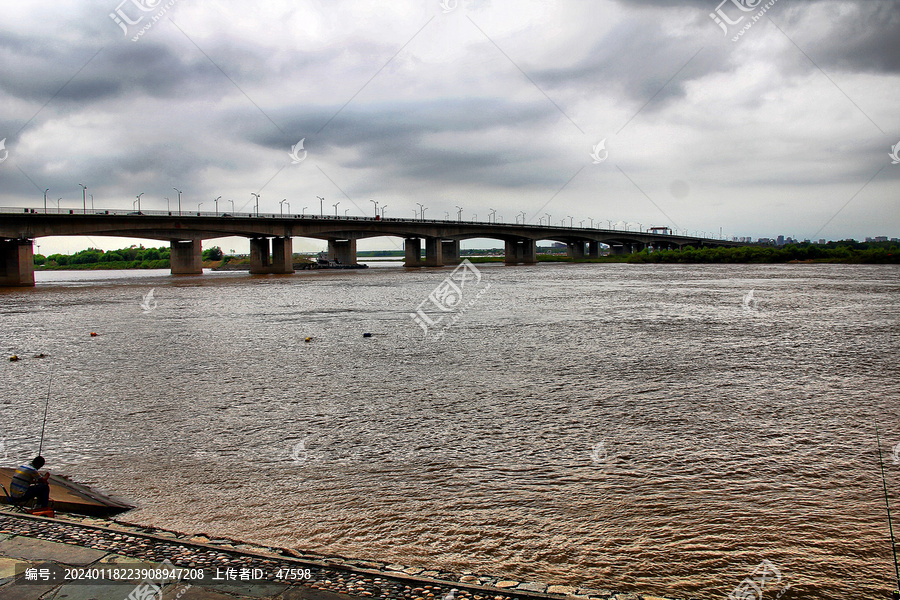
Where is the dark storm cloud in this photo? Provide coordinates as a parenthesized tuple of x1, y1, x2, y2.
(613, 0, 900, 73)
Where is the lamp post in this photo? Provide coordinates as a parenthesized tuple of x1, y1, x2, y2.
(519, 211, 526, 224)
(285, 201, 290, 215)
(370, 199, 379, 218)
(215, 196, 221, 216)
(301, 206, 307, 216)
(136, 192, 144, 214)
(444, 211, 450, 220)
(229, 200, 235, 214)
(173, 188, 182, 216)
(251, 193, 260, 216)
(333, 202, 340, 216)
(456, 206, 463, 221)
(279, 199, 286, 216)
(488, 208, 496, 223)
(165, 197, 170, 213)
(79, 184, 87, 214)
(90, 194, 94, 210)
(567, 215, 574, 227)
(545, 213, 551, 227)
(589, 218, 593, 228)
(43, 189, 49, 214)
(579, 220, 584, 228)
(637, 222, 642, 233)
(381, 205, 387, 218)
(198, 202, 203, 214)
(317, 196, 324, 216)
(345, 209, 349, 216)
(608, 220, 613, 230)
(416, 203, 425, 220)
(56, 198, 61, 214)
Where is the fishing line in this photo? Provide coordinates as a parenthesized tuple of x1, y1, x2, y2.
(876, 424, 900, 598)
(37, 362, 52, 456)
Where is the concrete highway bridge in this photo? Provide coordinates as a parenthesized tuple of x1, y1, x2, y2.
(0, 208, 741, 286)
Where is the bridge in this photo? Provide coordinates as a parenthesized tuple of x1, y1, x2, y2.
(0, 207, 741, 286)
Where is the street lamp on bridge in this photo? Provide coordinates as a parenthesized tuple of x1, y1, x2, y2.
(173, 188, 182, 216)
(370, 199, 379, 218)
(165, 197, 170, 213)
(518, 211, 526, 224)
(333, 201, 340, 216)
(136, 192, 144, 214)
(317, 196, 324, 216)
(567, 215, 574, 227)
(488, 208, 496, 223)
(78, 184, 87, 214)
(56, 198, 61, 214)
(43, 189, 49, 214)
(214, 196, 221, 216)
(251, 193, 260, 216)
(381, 205, 387, 218)
(545, 213, 551, 227)
(198, 202, 203, 214)
(456, 206, 463, 222)
(280, 199, 287, 216)
(301, 206, 307, 216)
(416, 203, 426, 220)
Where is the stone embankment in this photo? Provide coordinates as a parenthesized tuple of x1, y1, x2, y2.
(0, 510, 688, 600)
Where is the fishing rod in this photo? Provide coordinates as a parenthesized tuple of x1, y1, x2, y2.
(37, 362, 53, 456)
(876, 424, 900, 599)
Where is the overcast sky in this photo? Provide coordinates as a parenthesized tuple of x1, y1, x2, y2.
(1, 0, 897, 254)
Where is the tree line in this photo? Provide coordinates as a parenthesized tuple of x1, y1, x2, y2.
(35, 245, 224, 269)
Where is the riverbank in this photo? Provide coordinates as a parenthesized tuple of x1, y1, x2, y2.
(0, 510, 679, 600)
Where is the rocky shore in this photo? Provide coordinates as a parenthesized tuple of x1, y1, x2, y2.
(0, 509, 688, 600)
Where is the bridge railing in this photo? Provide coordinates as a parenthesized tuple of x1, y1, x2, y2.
(0, 206, 725, 240)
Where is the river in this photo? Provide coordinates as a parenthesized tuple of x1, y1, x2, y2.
(1, 262, 897, 598)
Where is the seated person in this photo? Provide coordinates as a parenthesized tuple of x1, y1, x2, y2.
(9, 456, 50, 508)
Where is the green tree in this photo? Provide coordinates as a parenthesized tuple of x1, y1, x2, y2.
(202, 246, 224, 261)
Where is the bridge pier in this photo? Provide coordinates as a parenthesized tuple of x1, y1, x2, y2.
(504, 239, 537, 264)
(523, 239, 537, 264)
(327, 239, 357, 265)
(250, 237, 294, 274)
(610, 245, 626, 255)
(0, 239, 35, 287)
(404, 238, 422, 267)
(588, 241, 602, 258)
(567, 242, 586, 260)
(424, 237, 443, 267)
(170, 239, 203, 275)
(441, 240, 461, 265)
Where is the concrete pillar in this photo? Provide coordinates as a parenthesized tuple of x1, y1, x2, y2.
(271, 237, 294, 273)
(424, 237, 443, 267)
(170, 239, 203, 275)
(441, 240, 461, 265)
(522, 239, 537, 264)
(611, 245, 626, 255)
(567, 242, 586, 259)
(0, 239, 35, 287)
(588, 241, 601, 258)
(404, 238, 422, 267)
(327, 239, 357, 265)
(250, 237, 294, 273)
(249, 237, 271, 273)
(504, 239, 524, 264)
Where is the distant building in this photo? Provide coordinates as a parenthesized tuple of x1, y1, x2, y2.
(777, 235, 785, 245)
(551, 242, 566, 249)
(818, 239, 826, 245)
(874, 236, 888, 242)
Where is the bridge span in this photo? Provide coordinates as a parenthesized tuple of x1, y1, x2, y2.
(0, 208, 740, 286)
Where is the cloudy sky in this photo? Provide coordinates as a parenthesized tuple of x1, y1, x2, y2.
(1, 0, 897, 254)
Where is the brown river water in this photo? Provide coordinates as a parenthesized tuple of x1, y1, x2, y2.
(1, 262, 898, 599)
